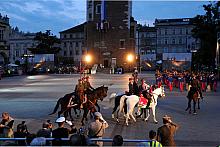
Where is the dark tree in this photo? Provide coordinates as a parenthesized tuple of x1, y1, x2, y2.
(28, 30, 61, 54)
(191, 1, 220, 70)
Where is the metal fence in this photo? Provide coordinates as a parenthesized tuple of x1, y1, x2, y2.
(0, 137, 151, 142)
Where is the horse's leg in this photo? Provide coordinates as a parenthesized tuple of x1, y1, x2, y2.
(116, 109, 120, 122)
(81, 108, 89, 126)
(186, 98, 192, 114)
(143, 108, 147, 120)
(125, 113, 129, 126)
(130, 110, 136, 123)
(112, 105, 118, 119)
(144, 109, 150, 121)
(152, 106, 158, 124)
(69, 109, 74, 121)
(95, 103, 101, 112)
(198, 99, 200, 109)
(136, 108, 143, 118)
(193, 99, 197, 114)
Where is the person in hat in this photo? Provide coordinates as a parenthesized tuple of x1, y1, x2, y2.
(52, 117, 77, 146)
(75, 78, 85, 108)
(84, 76, 95, 94)
(37, 121, 53, 145)
(128, 77, 134, 95)
(0, 112, 14, 134)
(157, 115, 179, 146)
(14, 121, 29, 146)
(88, 112, 109, 146)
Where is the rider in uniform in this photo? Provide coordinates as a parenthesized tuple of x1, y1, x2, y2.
(75, 79, 85, 108)
(128, 78, 134, 95)
(187, 74, 202, 99)
(84, 76, 95, 94)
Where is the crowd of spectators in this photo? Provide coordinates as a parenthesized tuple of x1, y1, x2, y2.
(0, 111, 180, 146)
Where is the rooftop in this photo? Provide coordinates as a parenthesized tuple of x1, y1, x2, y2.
(60, 23, 85, 34)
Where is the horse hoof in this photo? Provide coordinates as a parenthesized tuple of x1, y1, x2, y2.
(112, 114, 115, 119)
(116, 119, 119, 123)
(144, 118, 148, 122)
(154, 121, 158, 124)
(193, 112, 197, 115)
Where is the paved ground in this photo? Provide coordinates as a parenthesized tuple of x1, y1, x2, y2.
(0, 73, 220, 146)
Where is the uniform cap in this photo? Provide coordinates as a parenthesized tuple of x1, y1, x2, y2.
(55, 117, 65, 123)
(94, 112, 102, 117)
(162, 115, 171, 121)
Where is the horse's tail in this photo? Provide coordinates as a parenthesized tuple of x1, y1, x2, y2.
(49, 98, 62, 115)
(119, 95, 126, 113)
(109, 93, 117, 108)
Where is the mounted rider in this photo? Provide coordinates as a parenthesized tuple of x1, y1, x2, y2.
(83, 76, 95, 94)
(187, 74, 202, 99)
(75, 78, 85, 108)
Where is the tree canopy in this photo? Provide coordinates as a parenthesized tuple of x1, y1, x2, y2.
(191, 1, 220, 70)
(28, 30, 61, 54)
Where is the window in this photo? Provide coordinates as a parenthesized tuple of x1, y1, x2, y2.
(172, 39, 175, 44)
(64, 51, 67, 56)
(70, 51, 72, 56)
(70, 42, 72, 47)
(15, 50, 19, 57)
(76, 50, 79, 55)
(89, 13, 92, 19)
(179, 38, 182, 44)
(165, 39, 168, 44)
(75, 42, 79, 47)
(165, 29, 167, 35)
(163, 48, 168, 53)
(96, 4, 101, 14)
(180, 29, 182, 35)
(64, 42, 67, 47)
(70, 34, 72, 38)
(0, 30, 3, 40)
(172, 29, 175, 35)
(64, 34, 66, 38)
(120, 39, 125, 49)
(186, 29, 188, 34)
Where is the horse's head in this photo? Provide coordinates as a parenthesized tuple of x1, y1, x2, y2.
(96, 85, 108, 101)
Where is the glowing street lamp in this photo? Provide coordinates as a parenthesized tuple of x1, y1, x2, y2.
(127, 54, 134, 63)
(84, 54, 92, 63)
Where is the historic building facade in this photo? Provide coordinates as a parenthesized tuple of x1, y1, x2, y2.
(0, 14, 10, 65)
(59, 23, 85, 65)
(9, 27, 36, 64)
(86, 0, 136, 69)
(155, 18, 200, 70)
(136, 26, 157, 70)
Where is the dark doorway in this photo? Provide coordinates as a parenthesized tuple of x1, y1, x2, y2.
(104, 59, 109, 68)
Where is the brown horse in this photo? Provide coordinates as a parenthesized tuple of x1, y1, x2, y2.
(49, 85, 108, 125)
(185, 91, 201, 114)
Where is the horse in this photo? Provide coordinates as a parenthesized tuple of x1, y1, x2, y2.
(185, 90, 201, 114)
(81, 85, 108, 125)
(116, 86, 165, 126)
(49, 92, 79, 120)
(49, 86, 108, 126)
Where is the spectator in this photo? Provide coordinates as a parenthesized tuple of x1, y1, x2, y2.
(14, 121, 29, 146)
(37, 120, 53, 145)
(52, 117, 77, 146)
(26, 133, 37, 146)
(112, 135, 123, 146)
(69, 133, 87, 146)
(137, 130, 162, 147)
(157, 115, 179, 146)
(0, 112, 14, 134)
(88, 112, 109, 147)
(30, 137, 46, 146)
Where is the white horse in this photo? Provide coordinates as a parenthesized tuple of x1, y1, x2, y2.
(118, 86, 165, 126)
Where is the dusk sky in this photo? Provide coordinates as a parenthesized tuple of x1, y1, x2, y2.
(0, 0, 210, 36)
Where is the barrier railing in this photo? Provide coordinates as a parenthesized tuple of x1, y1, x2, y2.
(0, 138, 151, 142)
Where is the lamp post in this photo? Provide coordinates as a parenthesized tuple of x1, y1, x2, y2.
(80, 54, 92, 78)
(216, 32, 220, 79)
(127, 54, 134, 72)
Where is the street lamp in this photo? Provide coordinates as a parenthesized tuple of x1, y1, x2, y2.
(127, 54, 134, 72)
(80, 54, 92, 78)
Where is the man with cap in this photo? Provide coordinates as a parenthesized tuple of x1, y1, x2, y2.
(52, 117, 77, 146)
(157, 115, 179, 146)
(75, 78, 85, 108)
(88, 112, 109, 146)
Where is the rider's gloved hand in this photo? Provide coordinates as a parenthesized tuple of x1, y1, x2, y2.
(66, 120, 73, 126)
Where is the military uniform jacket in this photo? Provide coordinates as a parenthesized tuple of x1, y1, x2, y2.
(157, 123, 177, 146)
(88, 120, 109, 138)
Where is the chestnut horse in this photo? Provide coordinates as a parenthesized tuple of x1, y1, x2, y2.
(185, 91, 201, 114)
(49, 86, 108, 125)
